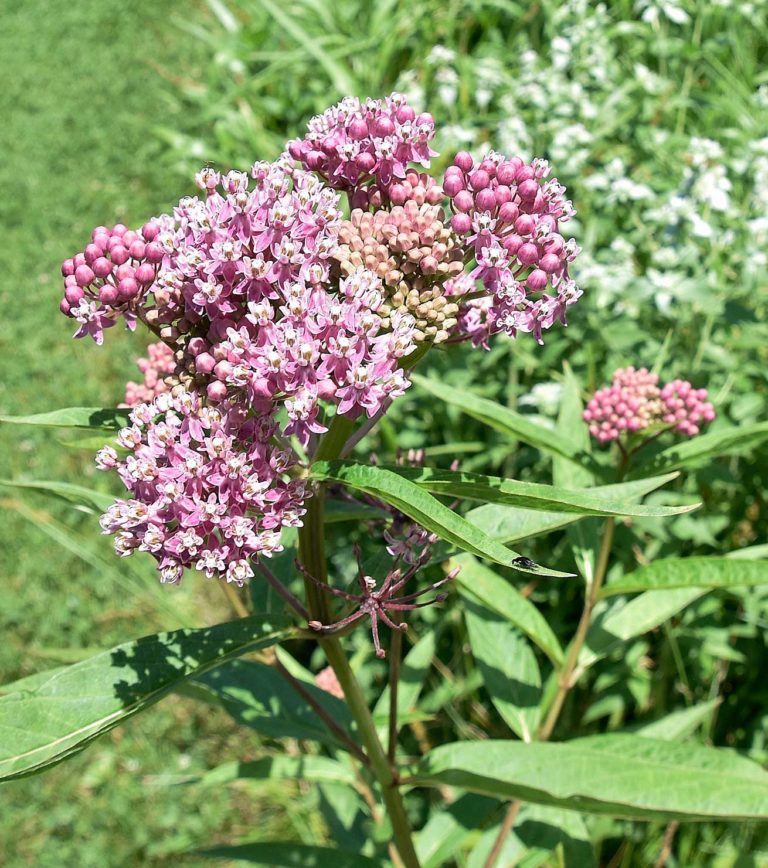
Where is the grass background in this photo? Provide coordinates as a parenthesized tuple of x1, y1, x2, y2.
(0, 2, 274, 864)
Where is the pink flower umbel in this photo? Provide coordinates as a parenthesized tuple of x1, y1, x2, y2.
(584, 367, 715, 445)
(60, 94, 586, 590)
(97, 389, 307, 584)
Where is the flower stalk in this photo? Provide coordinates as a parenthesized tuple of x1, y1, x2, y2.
(299, 417, 422, 868)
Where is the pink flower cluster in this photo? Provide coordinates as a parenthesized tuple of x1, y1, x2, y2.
(122, 341, 176, 407)
(58, 94, 586, 587)
(60, 221, 163, 344)
(443, 151, 581, 343)
(584, 367, 715, 444)
(288, 94, 436, 193)
(659, 379, 717, 437)
(97, 390, 307, 584)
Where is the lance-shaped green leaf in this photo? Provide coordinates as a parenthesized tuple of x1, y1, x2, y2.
(0, 616, 292, 781)
(633, 421, 768, 475)
(412, 374, 601, 472)
(554, 363, 593, 489)
(464, 599, 541, 741)
(601, 557, 768, 597)
(374, 630, 436, 737)
(0, 478, 115, 512)
(200, 755, 356, 788)
(198, 843, 382, 868)
(378, 464, 697, 518)
(0, 406, 130, 430)
(464, 473, 682, 545)
(633, 699, 721, 741)
(195, 660, 355, 749)
(455, 554, 564, 665)
(309, 461, 573, 577)
(417, 735, 768, 820)
(417, 795, 500, 868)
(579, 588, 706, 670)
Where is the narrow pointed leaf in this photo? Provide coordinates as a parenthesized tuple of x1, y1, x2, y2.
(310, 461, 573, 577)
(417, 735, 768, 820)
(416, 794, 500, 868)
(634, 700, 721, 741)
(635, 421, 768, 474)
(383, 464, 696, 518)
(198, 842, 382, 867)
(465, 473, 681, 545)
(0, 478, 115, 512)
(200, 755, 356, 787)
(0, 407, 130, 430)
(195, 660, 355, 749)
(465, 599, 541, 741)
(374, 630, 436, 734)
(601, 557, 768, 597)
(0, 617, 292, 781)
(579, 589, 706, 670)
(455, 555, 563, 665)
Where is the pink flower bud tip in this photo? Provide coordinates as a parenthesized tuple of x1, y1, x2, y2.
(454, 151, 474, 172)
(207, 381, 228, 402)
(75, 265, 95, 286)
(99, 285, 119, 304)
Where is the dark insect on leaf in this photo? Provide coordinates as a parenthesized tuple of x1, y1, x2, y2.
(512, 556, 539, 570)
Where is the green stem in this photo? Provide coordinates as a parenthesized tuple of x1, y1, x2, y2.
(321, 636, 421, 868)
(538, 516, 615, 740)
(298, 411, 421, 868)
(488, 514, 617, 867)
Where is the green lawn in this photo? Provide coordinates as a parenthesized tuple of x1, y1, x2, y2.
(0, 2, 271, 863)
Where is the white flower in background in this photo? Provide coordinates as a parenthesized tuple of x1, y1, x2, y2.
(688, 137, 724, 167)
(438, 123, 477, 149)
(634, 63, 666, 94)
(691, 165, 731, 212)
(393, 70, 424, 111)
(518, 381, 563, 417)
(573, 241, 638, 311)
(474, 57, 504, 109)
(636, 0, 690, 25)
(426, 45, 456, 66)
(749, 150, 768, 211)
(496, 113, 531, 160)
(550, 123, 593, 172)
(551, 36, 572, 72)
(435, 67, 459, 107)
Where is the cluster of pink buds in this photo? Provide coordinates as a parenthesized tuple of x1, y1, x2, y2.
(443, 151, 581, 343)
(288, 94, 436, 192)
(584, 367, 715, 444)
(122, 341, 177, 407)
(659, 379, 717, 437)
(60, 221, 163, 344)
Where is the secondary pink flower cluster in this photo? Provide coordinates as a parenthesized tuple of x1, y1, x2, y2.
(122, 341, 176, 407)
(584, 367, 715, 444)
(96, 390, 307, 584)
(443, 151, 581, 343)
(58, 93, 585, 587)
(60, 221, 164, 344)
(288, 94, 436, 193)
